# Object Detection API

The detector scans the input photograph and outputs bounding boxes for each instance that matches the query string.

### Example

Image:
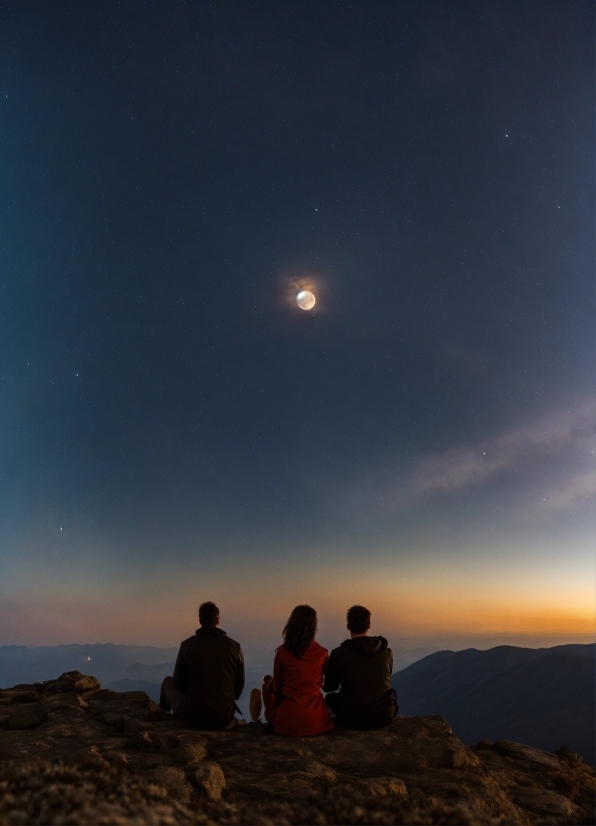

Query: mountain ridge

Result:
[392,643,595,765]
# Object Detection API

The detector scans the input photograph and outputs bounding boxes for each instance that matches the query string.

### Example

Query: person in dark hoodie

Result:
[159,601,245,730]
[323,605,397,729]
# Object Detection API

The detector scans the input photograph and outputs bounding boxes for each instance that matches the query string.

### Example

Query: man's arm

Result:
[172,647,187,693]
[322,649,341,693]
[234,646,245,700]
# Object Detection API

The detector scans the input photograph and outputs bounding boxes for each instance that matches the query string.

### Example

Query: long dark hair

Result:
[282,605,318,658]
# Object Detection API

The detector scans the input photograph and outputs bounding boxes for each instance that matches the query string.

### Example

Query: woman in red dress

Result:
[253,605,334,736]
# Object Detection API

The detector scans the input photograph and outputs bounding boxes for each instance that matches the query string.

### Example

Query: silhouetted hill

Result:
[392,643,595,765]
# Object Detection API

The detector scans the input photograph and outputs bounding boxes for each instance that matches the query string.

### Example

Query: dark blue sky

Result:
[1,1,593,647]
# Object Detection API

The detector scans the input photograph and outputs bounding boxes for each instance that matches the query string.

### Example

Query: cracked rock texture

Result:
[0,672,593,825]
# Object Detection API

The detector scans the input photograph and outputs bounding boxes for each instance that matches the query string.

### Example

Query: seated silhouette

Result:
[159,601,244,730]
[323,605,397,729]
[249,604,334,736]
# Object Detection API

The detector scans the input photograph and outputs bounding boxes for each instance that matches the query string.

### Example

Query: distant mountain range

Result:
[0,643,177,692]
[392,643,595,765]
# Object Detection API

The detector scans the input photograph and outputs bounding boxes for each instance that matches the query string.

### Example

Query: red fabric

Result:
[262,641,334,736]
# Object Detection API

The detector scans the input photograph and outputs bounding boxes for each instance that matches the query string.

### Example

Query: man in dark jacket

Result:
[159,601,245,730]
[323,605,397,730]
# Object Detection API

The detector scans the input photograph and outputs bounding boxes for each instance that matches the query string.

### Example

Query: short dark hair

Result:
[282,605,318,658]
[198,601,219,627]
[347,605,371,634]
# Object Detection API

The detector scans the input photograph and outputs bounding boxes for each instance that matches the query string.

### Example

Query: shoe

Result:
[225,717,238,730]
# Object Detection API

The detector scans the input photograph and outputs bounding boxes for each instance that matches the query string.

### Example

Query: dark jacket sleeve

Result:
[234,646,245,700]
[322,648,341,693]
[172,646,187,692]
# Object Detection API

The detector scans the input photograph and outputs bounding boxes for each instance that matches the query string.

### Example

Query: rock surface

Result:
[0,672,593,824]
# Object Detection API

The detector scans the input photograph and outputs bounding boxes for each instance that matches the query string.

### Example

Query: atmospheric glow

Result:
[2,534,593,648]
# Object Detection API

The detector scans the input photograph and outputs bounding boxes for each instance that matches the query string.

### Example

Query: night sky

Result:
[1,1,594,651]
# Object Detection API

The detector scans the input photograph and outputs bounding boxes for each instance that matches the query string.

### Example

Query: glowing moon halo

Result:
[296,290,316,310]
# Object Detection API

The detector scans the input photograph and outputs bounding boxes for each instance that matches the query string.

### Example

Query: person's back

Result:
[160,601,244,730]
[271,639,333,736]
[175,626,244,724]
[254,604,334,736]
[323,605,396,729]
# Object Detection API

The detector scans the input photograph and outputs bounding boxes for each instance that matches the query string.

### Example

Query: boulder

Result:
[510,787,581,820]
[361,776,408,798]
[147,766,193,802]
[10,691,40,704]
[175,734,208,763]
[42,671,101,694]
[4,703,48,731]
[187,759,226,801]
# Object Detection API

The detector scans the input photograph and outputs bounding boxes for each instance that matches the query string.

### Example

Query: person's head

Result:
[198,601,220,627]
[347,605,371,637]
[282,604,318,657]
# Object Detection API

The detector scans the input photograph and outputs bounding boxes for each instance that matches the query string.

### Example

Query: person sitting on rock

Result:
[248,604,334,736]
[322,605,397,730]
[159,601,245,730]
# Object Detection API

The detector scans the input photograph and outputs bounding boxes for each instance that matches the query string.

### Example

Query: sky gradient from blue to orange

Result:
[0,1,594,653]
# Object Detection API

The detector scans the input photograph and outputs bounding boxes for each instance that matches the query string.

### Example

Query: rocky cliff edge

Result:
[0,671,593,825]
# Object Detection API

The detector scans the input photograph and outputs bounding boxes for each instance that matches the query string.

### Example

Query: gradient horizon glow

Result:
[0,1,594,654]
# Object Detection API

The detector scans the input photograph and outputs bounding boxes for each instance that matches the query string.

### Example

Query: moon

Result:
[296,290,315,310]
